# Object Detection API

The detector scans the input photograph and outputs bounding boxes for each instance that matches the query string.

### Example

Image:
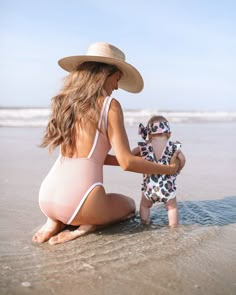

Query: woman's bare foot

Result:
[48,224,96,245]
[32,218,65,243]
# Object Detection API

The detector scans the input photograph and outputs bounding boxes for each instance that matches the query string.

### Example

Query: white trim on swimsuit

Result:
[66,182,103,224]
[87,97,108,159]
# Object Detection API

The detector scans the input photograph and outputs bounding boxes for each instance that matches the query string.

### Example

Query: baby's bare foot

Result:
[49,224,96,245]
[32,219,65,243]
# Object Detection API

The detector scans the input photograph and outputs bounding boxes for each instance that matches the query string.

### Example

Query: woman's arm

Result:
[107,99,179,175]
[104,154,120,166]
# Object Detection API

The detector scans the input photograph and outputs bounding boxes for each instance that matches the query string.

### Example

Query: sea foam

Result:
[0,108,236,127]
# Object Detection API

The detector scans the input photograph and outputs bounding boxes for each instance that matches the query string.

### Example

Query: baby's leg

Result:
[165,198,178,228]
[140,193,153,224]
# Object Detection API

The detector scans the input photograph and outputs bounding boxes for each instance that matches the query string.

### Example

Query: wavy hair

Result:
[41,62,119,155]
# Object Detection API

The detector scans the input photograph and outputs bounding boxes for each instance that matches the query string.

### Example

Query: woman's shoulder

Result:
[107,97,125,126]
[109,97,124,117]
[110,97,122,109]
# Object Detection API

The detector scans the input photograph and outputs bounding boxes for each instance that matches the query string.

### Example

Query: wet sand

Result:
[1,123,236,295]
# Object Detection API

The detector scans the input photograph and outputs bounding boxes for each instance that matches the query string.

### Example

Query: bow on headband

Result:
[138,123,149,140]
[138,121,171,140]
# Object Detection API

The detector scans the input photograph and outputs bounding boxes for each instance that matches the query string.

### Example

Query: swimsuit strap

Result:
[87,96,110,158]
[98,96,110,130]
[104,96,113,131]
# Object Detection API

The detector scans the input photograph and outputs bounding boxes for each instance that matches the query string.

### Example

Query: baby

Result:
[132,115,185,227]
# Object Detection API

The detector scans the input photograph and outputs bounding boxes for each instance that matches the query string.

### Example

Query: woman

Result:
[32,42,181,245]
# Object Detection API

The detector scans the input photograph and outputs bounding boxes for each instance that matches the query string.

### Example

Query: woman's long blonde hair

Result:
[41,62,119,155]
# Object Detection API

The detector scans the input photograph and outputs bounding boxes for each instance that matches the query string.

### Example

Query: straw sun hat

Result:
[58,42,144,93]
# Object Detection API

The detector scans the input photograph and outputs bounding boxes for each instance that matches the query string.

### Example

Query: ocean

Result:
[0,107,236,127]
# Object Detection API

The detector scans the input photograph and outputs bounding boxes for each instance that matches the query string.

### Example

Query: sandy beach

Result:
[1,122,236,295]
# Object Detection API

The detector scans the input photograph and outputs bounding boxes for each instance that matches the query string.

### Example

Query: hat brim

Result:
[58,55,144,93]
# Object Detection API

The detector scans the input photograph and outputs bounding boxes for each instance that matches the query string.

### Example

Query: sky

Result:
[0,0,236,111]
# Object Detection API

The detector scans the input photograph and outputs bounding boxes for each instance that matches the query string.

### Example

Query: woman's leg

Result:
[48,185,135,245]
[73,186,136,225]
[165,198,179,228]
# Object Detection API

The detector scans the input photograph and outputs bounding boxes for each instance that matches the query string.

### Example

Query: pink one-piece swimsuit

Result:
[39,96,113,224]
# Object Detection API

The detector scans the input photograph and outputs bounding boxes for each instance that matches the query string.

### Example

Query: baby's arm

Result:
[131,146,140,156]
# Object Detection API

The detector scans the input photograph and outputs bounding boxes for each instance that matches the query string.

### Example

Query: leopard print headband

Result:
[138,121,171,140]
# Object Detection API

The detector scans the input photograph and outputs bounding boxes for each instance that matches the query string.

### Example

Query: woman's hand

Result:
[177,151,186,172]
[170,151,181,174]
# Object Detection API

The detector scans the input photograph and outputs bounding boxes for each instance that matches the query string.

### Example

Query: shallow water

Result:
[1,197,236,295]
[1,123,236,294]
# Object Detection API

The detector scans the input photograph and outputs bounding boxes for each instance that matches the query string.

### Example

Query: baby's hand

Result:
[132,146,140,156]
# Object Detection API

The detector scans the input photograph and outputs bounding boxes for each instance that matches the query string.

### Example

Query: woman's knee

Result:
[129,197,136,212]
[123,194,136,211]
